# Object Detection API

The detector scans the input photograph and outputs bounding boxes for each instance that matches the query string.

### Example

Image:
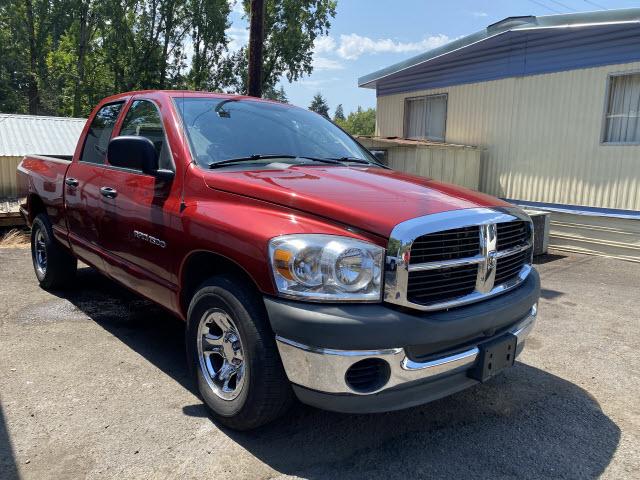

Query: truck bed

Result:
[16,154,72,233]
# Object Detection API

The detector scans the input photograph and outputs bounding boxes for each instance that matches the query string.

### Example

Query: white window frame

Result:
[601,70,640,146]
[403,93,448,142]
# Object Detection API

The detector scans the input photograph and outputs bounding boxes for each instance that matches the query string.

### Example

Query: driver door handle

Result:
[65,177,79,187]
[100,186,118,199]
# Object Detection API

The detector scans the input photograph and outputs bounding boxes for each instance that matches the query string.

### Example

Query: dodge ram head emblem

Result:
[476,223,498,293]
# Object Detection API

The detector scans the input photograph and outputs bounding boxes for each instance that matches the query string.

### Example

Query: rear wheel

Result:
[31,214,77,290]
[186,275,293,430]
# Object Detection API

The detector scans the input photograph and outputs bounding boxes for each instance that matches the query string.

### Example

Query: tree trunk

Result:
[73,2,90,117]
[159,2,175,88]
[24,0,39,114]
[247,0,265,97]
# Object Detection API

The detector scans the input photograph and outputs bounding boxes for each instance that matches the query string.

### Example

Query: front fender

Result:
[178,191,386,295]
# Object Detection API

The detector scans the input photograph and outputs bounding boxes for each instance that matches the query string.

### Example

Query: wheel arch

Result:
[27,194,46,224]
[179,250,266,319]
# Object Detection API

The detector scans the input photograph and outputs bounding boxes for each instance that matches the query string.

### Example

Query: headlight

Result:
[268,234,384,301]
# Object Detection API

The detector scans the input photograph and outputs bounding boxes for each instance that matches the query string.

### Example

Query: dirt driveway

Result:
[1,247,638,479]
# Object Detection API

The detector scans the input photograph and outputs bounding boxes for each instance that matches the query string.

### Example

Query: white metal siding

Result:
[0,156,22,197]
[376,61,640,212]
[358,137,481,190]
[548,211,640,263]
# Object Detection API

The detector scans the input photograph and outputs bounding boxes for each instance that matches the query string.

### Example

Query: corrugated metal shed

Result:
[0,114,85,156]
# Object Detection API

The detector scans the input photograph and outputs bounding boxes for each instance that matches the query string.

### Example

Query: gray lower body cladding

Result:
[264,268,539,353]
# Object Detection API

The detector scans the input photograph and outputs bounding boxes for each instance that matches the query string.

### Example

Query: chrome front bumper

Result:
[276,305,537,396]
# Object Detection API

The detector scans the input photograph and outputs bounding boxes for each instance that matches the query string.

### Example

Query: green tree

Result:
[46,0,113,116]
[0,0,336,115]
[336,106,376,136]
[333,103,344,121]
[2,0,72,114]
[225,0,336,94]
[0,9,28,112]
[263,84,288,103]
[188,0,231,90]
[308,92,329,118]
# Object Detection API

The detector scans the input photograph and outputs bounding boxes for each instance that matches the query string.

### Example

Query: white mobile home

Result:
[359,9,640,262]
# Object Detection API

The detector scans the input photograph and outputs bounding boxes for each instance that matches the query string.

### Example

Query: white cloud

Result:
[228,0,245,15]
[227,26,249,51]
[336,33,451,60]
[296,77,341,90]
[471,11,488,17]
[313,56,344,71]
[312,36,343,70]
[314,35,337,54]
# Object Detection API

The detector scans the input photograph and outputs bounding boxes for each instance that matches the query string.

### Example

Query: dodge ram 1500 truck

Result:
[17,91,540,430]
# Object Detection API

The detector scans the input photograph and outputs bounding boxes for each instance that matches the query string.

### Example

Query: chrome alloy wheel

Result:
[196,309,246,401]
[34,228,47,277]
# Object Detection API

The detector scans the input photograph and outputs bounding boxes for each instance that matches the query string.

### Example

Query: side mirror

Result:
[107,136,159,174]
[370,149,386,163]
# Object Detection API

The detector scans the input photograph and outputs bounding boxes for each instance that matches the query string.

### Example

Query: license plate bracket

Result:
[468,333,517,382]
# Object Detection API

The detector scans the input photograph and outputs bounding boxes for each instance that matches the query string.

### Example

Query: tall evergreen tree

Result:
[333,103,344,121]
[308,92,330,118]
[264,85,288,103]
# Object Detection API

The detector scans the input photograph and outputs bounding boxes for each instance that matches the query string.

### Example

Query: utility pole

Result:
[247,0,265,97]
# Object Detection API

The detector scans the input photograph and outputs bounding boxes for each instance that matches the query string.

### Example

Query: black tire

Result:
[186,275,293,430]
[31,213,77,290]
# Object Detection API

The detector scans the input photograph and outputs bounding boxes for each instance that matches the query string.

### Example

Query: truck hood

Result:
[203,166,511,237]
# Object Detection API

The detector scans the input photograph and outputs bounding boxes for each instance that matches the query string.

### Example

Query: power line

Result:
[527,0,562,14]
[548,0,577,11]
[583,0,608,9]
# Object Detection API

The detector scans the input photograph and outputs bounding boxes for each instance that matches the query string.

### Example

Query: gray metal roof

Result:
[359,8,640,89]
[0,113,86,156]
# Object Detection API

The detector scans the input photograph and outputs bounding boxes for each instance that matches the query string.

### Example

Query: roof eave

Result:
[358,7,640,89]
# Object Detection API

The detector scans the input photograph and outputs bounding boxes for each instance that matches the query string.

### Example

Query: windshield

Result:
[173,97,378,167]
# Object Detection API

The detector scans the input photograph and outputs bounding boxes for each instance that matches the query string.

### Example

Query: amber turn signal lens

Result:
[273,249,294,280]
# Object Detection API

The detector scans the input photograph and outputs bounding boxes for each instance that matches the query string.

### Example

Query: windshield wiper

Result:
[297,156,342,165]
[209,154,345,168]
[209,154,297,168]
[330,156,374,165]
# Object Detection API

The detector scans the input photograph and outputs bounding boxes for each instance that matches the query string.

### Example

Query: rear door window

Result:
[80,102,124,164]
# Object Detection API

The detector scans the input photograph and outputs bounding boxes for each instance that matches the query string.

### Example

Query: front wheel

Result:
[186,276,293,430]
[31,214,77,290]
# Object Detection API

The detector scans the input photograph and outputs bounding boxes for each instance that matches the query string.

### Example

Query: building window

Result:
[404,94,447,142]
[603,73,640,144]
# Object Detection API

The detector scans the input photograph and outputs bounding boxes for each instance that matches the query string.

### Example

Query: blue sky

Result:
[228,0,639,115]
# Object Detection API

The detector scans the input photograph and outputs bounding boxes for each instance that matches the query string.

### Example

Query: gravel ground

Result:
[1,247,638,479]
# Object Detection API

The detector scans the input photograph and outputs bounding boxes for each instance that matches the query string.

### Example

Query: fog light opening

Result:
[345,358,391,393]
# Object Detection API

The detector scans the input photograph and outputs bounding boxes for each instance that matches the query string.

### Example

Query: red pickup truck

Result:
[17,90,539,430]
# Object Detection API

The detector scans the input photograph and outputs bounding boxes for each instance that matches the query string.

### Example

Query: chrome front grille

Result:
[495,246,529,284]
[407,264,478,304]
[409,226,480,264]
[496,221,528,250]
[494,221,530,285]
[384,208,533,311]
[407,226,480,304]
